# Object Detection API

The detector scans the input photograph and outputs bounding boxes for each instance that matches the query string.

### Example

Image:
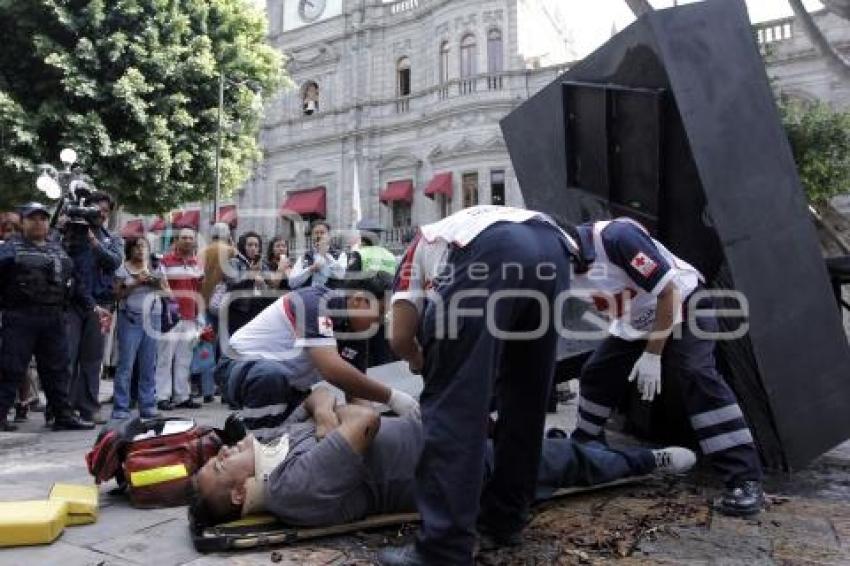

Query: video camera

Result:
[62,180,101,226]
[49,178,102,240]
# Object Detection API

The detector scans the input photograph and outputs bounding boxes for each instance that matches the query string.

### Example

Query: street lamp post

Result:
[35,148,79,201]
[213,71,224,225]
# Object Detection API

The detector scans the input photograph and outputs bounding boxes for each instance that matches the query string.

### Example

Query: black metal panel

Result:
[501,0,850,470]
[649,0,850,470]
[564,84,610,202]
[501,77,577,218]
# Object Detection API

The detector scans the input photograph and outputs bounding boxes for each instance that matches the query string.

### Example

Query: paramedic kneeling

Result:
[215,272,418,434]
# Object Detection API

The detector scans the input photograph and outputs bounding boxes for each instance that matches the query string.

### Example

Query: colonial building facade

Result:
[120,4,849,251]
[235,0,572,248]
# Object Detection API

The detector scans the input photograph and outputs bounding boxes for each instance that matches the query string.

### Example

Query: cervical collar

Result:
[241,434,290,517]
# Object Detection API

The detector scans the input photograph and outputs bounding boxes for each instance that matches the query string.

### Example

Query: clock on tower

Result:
[283,0,340,31]
[298,0,326,22]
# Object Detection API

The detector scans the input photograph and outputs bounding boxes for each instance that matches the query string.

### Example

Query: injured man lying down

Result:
[191,388,696,528]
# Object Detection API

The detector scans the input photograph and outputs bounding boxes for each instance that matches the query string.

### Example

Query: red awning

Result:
[121,219,144,238]
[423,172,453,199]
[149,217,167,232]
[279,186,326,217]
[175,209,200,230]
[218,205,237,228]
[171,211,183,227]
[380,180,414,204]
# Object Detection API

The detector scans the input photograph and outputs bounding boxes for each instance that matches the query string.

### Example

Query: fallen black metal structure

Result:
[502,0,850,471]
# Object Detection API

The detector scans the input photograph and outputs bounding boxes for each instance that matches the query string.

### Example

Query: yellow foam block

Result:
[49,483,99,526]
[0,500,68,547]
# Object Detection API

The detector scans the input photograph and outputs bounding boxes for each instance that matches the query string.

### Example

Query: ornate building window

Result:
[392,201,412,228]
[460,34,477,78]
[302,81,320,115]
[487,29,503,73]
[439,41,450,84]
[397,57,411,96]
[462,172,479,208]
[490,169,505,205]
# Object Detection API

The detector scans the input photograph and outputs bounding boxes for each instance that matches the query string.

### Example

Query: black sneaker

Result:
[157,400,174,411]
[174,399,202,409]
[0,419,18,432]
[716,480,765,517]
[13,403,28,423]
[81,410,107,425]
[52,414,96,431]
[203,395,215,404]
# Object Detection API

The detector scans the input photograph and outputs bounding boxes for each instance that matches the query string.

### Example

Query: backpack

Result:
[86,417,222,508]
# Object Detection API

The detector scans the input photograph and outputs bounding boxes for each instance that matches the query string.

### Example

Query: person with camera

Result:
[0,203,95,431]
[63,191,123,425]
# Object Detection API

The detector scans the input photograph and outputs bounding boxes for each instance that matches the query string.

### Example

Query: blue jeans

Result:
[200,367,216,397]
[113,310,159,417]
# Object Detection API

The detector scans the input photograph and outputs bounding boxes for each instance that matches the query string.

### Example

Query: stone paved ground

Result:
[0,377,848,565]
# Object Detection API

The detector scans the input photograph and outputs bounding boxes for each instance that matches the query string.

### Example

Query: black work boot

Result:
[13,403,29,423]
[477,521,523,551]
[52,413,96,431]
[0,415,18,432]
[716,480,765,517]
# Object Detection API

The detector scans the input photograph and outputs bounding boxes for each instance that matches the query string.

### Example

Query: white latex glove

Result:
[628,352,662,402]
[387,389,421,419]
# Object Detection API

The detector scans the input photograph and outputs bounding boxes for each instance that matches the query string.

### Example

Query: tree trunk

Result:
[624,0,654,18]
[788,0,850,82]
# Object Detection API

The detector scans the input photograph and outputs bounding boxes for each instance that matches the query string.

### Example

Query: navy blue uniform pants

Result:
[0,309,73,418]
[216,358,308,435]
[576,296,762,485]
[415,221,572,565]
[66,306,106,417]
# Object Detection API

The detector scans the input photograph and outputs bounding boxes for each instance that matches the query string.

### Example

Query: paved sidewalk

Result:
[0,375,848,565]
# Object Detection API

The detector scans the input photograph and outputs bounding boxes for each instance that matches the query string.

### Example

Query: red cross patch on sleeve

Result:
[318,316,334,337]
[630,252,659,278]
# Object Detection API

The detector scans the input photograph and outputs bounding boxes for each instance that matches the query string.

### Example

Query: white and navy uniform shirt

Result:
[229,286,365,389]
[571,219,702,341]
[392,205,576,314]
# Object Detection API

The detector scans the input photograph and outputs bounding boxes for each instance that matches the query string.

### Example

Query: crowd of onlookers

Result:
[0,201,353,428]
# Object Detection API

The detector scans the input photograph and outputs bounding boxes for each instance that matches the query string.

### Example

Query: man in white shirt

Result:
[380,206,574,566]
[566,217,764,518]
[217,274,419,435]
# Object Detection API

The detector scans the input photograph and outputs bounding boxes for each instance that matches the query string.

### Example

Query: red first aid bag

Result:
[86,417,221,508]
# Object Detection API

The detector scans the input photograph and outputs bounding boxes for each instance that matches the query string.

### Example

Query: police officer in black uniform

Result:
[0,203,94,431]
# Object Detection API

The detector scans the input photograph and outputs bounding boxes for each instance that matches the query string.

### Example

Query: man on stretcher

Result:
[191,388,696,529]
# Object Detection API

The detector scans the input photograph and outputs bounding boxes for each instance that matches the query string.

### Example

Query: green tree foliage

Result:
[0,0,284,212]
[779,96,850,204]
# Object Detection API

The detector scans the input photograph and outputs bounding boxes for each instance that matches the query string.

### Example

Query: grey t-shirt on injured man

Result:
[263,416,423,526]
